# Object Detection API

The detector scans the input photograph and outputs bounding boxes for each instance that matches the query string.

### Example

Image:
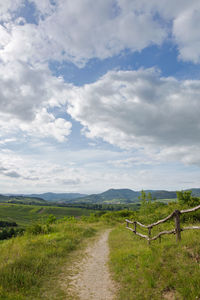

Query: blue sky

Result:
[0,0,200,193]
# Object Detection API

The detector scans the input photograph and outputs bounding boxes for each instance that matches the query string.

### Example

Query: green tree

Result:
[138,190,147,204]
[46,214,57,224]
[177,190,200,207]
[147,192,153,203]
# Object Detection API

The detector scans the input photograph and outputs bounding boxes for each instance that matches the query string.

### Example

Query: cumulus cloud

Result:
[0,0,199,144]
[0,0,198,66]
[0,150,84,190]
[0,59,71,141]
[19,108,72,142]
[173,3,200,63]
[0,0,24,21]
[67,68,200,163]
[0,0,167,66]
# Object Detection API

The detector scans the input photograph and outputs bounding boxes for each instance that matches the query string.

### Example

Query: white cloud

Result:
[1,1,200,67]
[0,0,24,22]
[0,144,200,193]
[173,3,200,63]
[0,59,71,141]
[0,150,84,192]
[67,68,200,163]
[19,108,72,142]
[0,0,166,67]
[0,0,200,193]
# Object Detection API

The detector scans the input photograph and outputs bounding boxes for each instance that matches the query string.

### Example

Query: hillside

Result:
[4,188,200,205]
[149,190,177,199]
[0,201,199,299]
[68,188,140,204]
[0,194,46,205]
[190,188,200,197]
[0,203,96,226]
[28,192,87,201]
[72,188,200,203]
[64,188,177,203]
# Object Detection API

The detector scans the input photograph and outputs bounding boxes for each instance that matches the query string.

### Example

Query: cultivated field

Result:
[0,203,95,226]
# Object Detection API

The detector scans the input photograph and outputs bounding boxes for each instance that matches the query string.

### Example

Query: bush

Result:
[0,227,22,240]
[27,224,44,235]
[46,214,57,224]
[177,191,200,207]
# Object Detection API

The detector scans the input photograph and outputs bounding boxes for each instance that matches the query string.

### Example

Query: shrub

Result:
[46,214,57,225]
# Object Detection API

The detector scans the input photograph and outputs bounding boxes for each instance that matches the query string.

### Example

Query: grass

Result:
[0,200,200,299]
[155,198,177,204]
[0,203,96,226]
[109,224,200,300]
[0,219,100,299]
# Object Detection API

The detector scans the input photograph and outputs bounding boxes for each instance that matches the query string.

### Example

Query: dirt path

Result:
[64,229,116,300]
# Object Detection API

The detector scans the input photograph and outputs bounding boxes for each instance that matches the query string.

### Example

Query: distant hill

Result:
[149,190,177,200]
[0,194,46,205]
[100,188,140,200]
[64,188,200,204]
[189,188,200,197]
[67,188,140,204]
[3,188,200,205]
[28,192,87,202]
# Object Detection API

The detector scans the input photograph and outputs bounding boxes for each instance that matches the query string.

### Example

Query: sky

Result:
[0,0,200,194]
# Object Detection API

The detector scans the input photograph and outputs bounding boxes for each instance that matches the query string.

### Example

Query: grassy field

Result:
[109,220,200,299]
[0,198,200,299]
[155,198,177,204]
[0,203,96,226]
[0,220,100,300]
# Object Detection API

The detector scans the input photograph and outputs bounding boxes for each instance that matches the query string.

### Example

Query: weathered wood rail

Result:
[126,204,200,244]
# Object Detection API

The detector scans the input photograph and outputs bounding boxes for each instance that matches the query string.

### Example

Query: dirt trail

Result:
[64,229,116,300]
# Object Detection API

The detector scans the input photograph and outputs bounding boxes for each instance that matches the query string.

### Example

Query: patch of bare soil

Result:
[61,229,116,300]
[37,208,45,214]
[162,290,176,300]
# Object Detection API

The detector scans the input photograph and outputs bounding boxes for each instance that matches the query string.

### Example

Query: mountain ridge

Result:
[3,188,200,204]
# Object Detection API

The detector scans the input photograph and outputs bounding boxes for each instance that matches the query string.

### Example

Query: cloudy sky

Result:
[0,0,200,194]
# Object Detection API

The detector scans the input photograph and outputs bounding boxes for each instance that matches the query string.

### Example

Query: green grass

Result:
[1,200,200,299]
[109,224,200,300]
[0,220,99,300]
[0,203,96,226]
[155,198,177,204]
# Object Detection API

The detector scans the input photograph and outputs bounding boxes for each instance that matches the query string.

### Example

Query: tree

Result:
[147,192,153,203]
[176,190,200,207]
[138,190,154,215]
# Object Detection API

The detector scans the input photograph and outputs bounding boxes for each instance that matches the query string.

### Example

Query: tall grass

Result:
[109,224,200,300]
[0,220,97,299]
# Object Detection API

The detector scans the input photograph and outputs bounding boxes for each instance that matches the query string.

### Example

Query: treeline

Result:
[0,227,24,240]
[0,220,17,227]
[62,202,141,211]
[8,200,46,205]
[0,220,23,241]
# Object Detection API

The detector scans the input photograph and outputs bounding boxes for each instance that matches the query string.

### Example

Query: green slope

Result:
[0,203,96,226]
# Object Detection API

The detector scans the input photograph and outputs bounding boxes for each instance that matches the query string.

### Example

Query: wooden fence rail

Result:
[125,204,200,244]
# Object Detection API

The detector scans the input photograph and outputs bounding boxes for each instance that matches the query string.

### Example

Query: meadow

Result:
[109,224,200,300]
[0,219,99,299]
[0,192,199,299]
[0,203,96,226]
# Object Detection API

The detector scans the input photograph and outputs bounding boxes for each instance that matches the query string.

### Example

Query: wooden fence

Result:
[125,204,200,244]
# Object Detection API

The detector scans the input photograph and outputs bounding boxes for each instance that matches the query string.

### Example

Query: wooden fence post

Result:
[174,210,181,242]
[148,227,152,245]
[126,221,129,228]
[134,221,137,233]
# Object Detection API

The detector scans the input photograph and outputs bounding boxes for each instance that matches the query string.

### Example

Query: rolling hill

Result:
[3,188,200,204]
[63,188,200,204]
[28,192,87,201]
[0,194,46,205]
